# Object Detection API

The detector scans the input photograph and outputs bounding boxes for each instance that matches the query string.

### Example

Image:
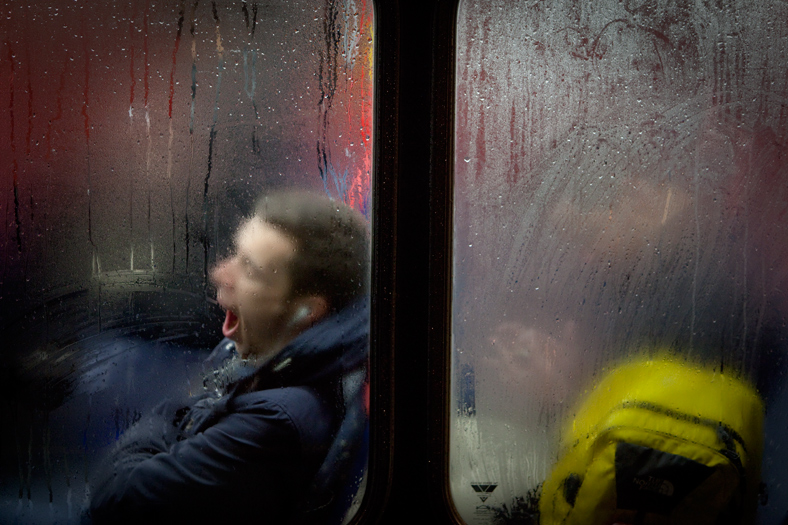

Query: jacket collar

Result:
[236,296,369,392]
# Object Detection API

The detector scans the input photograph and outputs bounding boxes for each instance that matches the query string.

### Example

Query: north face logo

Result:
[616,443,714,514]
[632,476,674,496]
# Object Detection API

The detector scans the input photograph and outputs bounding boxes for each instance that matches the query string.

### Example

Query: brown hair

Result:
[255,191,370,312]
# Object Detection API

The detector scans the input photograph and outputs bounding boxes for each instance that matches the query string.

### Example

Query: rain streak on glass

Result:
[451,1,788,524]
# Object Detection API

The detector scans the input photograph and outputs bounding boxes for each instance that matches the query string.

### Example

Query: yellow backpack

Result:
[539,357,764,525]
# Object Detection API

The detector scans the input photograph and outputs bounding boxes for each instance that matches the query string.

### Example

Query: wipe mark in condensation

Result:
[167,0,187,273]
[241,3,261,155]
[183,0,200,272]
[128,1,138,120]
[7,42,22,253]
[202,0,224,281]
[241,0,258,38]
[204,0,224,200]
[45,59,68,160]
[143,3,156,271]
[25,49,33,158]
[316,0,340,197]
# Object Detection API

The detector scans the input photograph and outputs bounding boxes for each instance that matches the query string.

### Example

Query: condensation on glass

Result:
[452,1,788,524]
[0,0,372,522]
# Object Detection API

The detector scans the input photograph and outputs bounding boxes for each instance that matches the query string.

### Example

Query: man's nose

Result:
[210,258,235,289]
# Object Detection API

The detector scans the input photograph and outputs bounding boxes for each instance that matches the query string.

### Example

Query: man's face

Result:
[482,320,583,409]
[210,218,299,359]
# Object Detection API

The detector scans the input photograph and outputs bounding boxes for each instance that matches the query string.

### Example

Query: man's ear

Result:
[289,296,329,329]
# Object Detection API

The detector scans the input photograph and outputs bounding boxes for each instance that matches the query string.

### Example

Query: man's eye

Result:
[241,258,261,278]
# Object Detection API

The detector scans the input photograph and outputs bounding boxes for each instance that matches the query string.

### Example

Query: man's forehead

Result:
[234,218,295,261]
[235,217,267,242]
[233,217,258,245]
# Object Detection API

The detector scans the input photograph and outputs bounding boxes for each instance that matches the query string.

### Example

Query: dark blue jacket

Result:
[89,298,369,524]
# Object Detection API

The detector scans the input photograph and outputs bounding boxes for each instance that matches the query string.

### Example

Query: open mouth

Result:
[222,309,240,338]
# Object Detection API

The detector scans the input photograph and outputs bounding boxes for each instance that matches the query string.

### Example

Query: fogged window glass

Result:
[452,1,788,524]
[0,1,372,522]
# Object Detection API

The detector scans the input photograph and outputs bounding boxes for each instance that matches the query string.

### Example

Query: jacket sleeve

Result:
[89,389,328,524]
